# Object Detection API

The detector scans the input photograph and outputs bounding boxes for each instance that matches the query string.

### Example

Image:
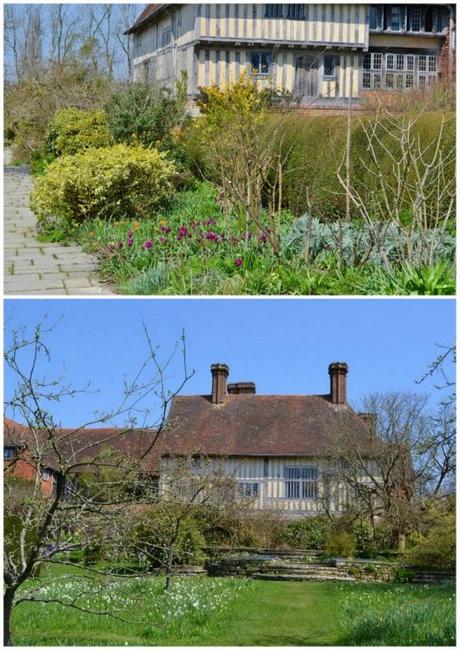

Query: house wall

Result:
[4,456,56,497]
[369,33,443,49]
[195,4,368,47]
[195,47,361,99]
[131,4,450,101]
[160,455,367,517]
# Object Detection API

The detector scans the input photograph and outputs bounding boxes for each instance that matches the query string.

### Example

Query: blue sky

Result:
[4,298,455,427]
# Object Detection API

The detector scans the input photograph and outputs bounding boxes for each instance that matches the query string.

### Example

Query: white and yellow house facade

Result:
[127,4,455,105]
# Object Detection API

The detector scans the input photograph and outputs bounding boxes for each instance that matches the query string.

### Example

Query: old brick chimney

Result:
[227,382,256,395]
[328,362,348,404]
[211,363,229,404]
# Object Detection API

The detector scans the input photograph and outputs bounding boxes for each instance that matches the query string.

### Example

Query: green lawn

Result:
[12,572,455,646]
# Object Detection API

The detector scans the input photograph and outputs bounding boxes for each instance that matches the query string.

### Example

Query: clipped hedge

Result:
[30,144,176,229]
[45,108,113,157]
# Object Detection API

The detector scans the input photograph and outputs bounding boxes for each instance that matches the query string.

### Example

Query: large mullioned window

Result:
[362,52,437,90]
[284,466,318,499]
[264,5,306,20]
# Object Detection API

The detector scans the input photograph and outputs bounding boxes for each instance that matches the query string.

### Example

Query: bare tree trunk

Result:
[164,545,175,591]
[4,587,15,647]
[345,95,352,222]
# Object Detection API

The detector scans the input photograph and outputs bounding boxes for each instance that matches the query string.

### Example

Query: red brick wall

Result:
[439,22,456,86]
[4,454,56,497]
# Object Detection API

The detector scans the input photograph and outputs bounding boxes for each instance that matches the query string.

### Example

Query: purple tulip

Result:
[127,230,133,238]
[143,240,153,249]
[206,231,219,241]
[234,257,243,267]
[127,239,133,247]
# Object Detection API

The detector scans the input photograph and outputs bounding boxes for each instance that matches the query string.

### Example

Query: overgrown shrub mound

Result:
[30,144,176,231]
[45,108,113,157]
[4,62,113,163]
[282,516,331,549]
[405,514,455,571]
[325,531,356,558]
[106,78,188,149]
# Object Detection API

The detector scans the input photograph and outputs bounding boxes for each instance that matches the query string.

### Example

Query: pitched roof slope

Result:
[4,418,160,472]
[164,394,371,457]
[126,4,171,34]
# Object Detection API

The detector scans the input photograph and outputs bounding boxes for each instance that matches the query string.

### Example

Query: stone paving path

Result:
[4,154,114,296]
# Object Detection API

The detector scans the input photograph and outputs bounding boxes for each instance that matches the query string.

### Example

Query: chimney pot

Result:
[211,363,229,404]
[328,362,348,404]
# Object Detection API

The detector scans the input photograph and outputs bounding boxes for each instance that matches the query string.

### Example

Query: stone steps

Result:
[255,563,346,577]
[253,572,356,582]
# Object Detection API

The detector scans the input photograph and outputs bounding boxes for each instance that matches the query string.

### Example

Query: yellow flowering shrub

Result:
[30,144,176,229]
[45,108,113,156]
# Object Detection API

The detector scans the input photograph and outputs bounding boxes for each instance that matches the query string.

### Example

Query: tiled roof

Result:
[4,418,160,472]
[163,394,371,457]
[125,4,170,34]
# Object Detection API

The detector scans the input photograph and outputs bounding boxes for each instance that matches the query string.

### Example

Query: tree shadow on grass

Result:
[231,634,346,646]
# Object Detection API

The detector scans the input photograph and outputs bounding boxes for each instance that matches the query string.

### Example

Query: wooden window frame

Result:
[284,466,318,500]
[323,54,338,80]
[250,51,272,76]
[4,447,17,460]
[362,52,438,91]
[237,481,259,498]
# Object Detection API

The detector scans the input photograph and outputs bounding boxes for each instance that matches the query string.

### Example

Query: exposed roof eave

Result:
[125,4,173,35]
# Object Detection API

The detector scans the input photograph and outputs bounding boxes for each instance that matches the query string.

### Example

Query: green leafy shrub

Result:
[394,568,417,583]
[404,514,455,571]
[325,531,356,558]
[106,77,188,150]
[130,509,206,568]
[45,108,112,157]
[30,144,176,235]
[282,516,331,549]
[353,519,377,558]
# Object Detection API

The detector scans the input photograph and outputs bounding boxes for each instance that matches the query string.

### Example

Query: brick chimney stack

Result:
[211,363,229,404]
[328,362,348,404]
[227,382,256,395]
